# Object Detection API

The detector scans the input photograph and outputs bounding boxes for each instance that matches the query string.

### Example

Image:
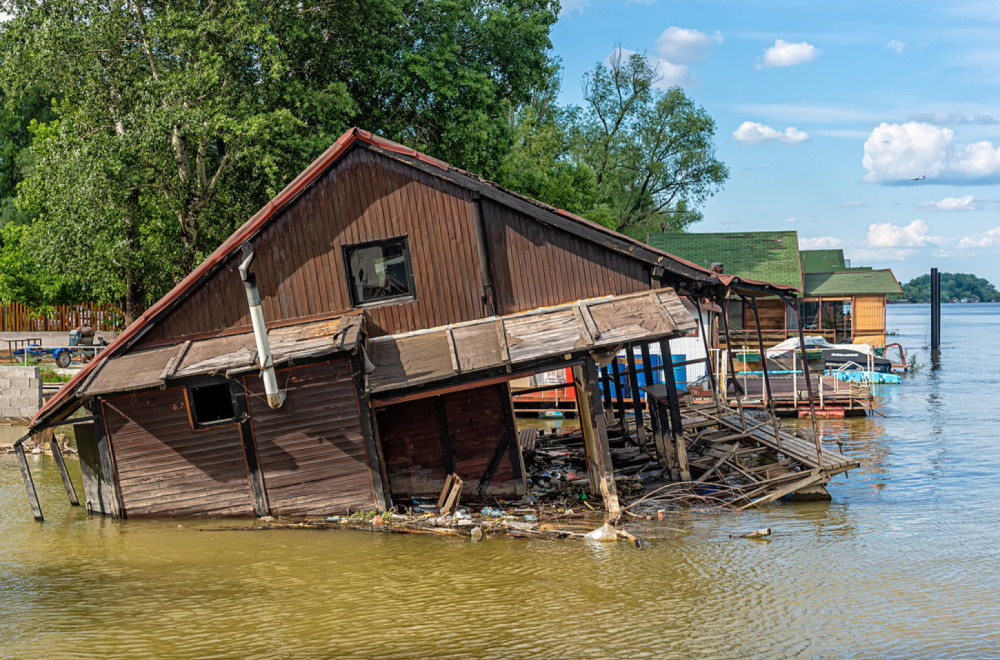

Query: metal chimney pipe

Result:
[238,243,285,409]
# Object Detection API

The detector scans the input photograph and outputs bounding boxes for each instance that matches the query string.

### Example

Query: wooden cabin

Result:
[25,128,725,520]
[647,233,901,349]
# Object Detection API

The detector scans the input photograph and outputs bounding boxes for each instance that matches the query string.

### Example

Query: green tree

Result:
[498,50,728,238]
[497,59,597,214]
[0,0,558,322]
[898,272,1000,303]
[574,50,728,237]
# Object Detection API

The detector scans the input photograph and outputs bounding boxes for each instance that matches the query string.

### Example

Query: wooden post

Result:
[609,357,628,433]
[573,359,620,515]
[49,436,79,506]
[434,396,455,476]
[746,296,783,450]
[600,365,614,424]
[720,298,748,429]
[625,345,648,448]
[85,405,124,518]
[693,297,723,414]
[351,354,390,512]
[75,420,120,517]
[659,341,690,481]
[647,393,677,478]
[639,342,659,440]
[500,383,527,495]
[785,297,823,460]
[931,267,941,350]
[231,380,269,517]
[14,442,43,521]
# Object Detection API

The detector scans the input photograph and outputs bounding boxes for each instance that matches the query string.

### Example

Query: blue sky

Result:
[550,0,1000,285]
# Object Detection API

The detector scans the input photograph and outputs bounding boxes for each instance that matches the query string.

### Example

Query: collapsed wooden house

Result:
[18,128,852,522]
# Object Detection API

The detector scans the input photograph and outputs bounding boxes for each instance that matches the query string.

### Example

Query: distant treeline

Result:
[894,273,1000,303]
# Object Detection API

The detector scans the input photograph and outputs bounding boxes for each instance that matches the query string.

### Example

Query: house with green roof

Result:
[647,234,901,347]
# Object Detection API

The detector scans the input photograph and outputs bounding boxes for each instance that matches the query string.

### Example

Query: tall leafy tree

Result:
[0,0,558,321]
[500,50,728,238]
[574,50,728,237]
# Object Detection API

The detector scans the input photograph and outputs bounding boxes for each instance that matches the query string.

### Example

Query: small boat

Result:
[538,410,565,419]
[766,336,893,373]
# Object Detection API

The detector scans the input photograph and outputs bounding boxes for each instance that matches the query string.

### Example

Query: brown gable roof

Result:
[31,127,731,429]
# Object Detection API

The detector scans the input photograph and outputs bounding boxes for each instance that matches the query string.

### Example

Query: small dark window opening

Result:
[189,382,236,427]
[344,237,414,305]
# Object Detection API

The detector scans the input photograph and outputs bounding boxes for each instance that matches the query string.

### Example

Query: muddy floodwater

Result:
[2,304,1000,658]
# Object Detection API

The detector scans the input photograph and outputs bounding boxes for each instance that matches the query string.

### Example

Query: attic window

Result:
[189,382,236,427]
[344,237,414,305]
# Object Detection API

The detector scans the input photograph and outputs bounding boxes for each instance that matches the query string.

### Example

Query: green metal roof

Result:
[647,231,802,290]
[800,249,846,274]
[803,269,902,297]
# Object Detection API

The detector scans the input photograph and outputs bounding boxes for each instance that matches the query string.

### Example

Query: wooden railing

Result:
[0,302,124,332]
[719,329,838,350]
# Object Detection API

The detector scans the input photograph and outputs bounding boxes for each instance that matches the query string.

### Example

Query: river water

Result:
[2,304,999,658]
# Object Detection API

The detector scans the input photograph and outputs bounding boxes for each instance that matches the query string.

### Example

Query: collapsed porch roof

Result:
[366,287,697,395]
[58,314,365,400]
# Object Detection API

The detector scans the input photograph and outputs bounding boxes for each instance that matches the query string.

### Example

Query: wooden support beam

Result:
[49,436,79,506]
[231,380,269,517]
[647,396,678,478]
[659,341,691,481]
[92,404,123,518]
[434,396,455,476]
[74,422,115,516]
[351,354,390,512]
[625,345,648,448]
[600,365,614,424]
[573,359,620,515]
[609,358,628,433]
[14,442,43,521]
[639,342,659,437]
[500,383,526,495]
[476,431,511,499]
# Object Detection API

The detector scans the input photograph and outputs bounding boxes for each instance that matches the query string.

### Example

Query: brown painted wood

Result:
[245,360,379,516]
[102,389,253,518]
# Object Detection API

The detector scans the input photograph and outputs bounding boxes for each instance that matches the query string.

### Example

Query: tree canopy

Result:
[498,51,728,238]
[896,273,1000,303]
[0,3,728,321]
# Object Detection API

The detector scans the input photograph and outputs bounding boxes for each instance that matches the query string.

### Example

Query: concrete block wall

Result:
[0,366,42,419]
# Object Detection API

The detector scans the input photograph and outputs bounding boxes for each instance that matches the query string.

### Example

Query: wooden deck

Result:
[723,373,873,415]
[680,404,858,476]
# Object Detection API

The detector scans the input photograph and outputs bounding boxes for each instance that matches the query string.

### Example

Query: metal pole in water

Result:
[930,267,941,350]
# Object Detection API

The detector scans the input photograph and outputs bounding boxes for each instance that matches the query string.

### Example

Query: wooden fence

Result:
[0,302,124,333]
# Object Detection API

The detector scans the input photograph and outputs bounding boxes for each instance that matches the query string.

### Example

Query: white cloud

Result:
[761,39,819,67]
[862,121,1000,183]
[784,217,798,224]
[559,0,589,15]
[655,27,722,63]
[866,219,941,248]
[885,39,906,54]
[732,121,810,145]
[908,111,998,126]
[800,236,844,249]
[919,195,980,211]
[607,47,695,88]
[959,227,1000,248]
[842,201,864,208]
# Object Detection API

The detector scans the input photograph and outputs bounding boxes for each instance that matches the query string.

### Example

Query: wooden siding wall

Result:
[744,298,788,332]
[481,199,650,314]
[853,295,886,347]
[101,389,255,517]
[376,384,515,497]
[136,147,488,347]
[245,360,378,516]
